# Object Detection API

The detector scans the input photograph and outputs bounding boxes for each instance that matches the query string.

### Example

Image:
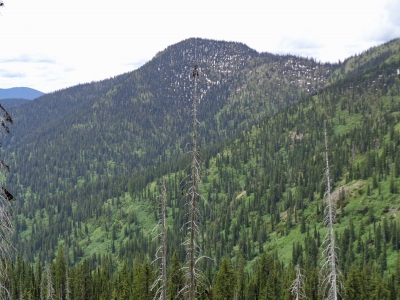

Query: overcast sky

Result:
[1,0,399,93]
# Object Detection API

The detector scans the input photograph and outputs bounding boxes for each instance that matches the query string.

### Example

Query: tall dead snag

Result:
[320,126,342,300]
[46,264,55,300]
[180,64,211,300]
[290,264,307,300]
[151,177,167,300]
[0,104,14,299]
[65,269,71,300]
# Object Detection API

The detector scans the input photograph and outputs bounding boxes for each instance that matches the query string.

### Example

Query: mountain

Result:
[5,38,334,201]
[0,87,44,100]
[4,38,400,299]
[329,38,400,83]
[0,98,30,108]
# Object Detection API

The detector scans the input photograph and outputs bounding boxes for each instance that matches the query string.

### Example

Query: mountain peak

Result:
[0,87,44,100]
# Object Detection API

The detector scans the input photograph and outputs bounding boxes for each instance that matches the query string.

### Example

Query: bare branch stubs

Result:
[0,103,14,300]
[179,64,213,300]
[151,178,168,300]
[290,264,307,300]
[319,125,342,300]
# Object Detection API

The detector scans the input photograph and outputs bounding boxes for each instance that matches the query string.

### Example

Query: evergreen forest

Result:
[1,37,400,299]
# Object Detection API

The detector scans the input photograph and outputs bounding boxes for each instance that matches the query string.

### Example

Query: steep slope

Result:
[5,38,334,202]
[10,37,400,278]
[0,98,30,108]
[329,38,400,83]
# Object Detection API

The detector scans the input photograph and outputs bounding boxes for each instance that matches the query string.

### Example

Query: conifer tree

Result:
[261,259,282,300]
[132,256,143,299]
[133,257,155,300]
[118,263,131,300]
[344,267,362,300]
[235,255,246,300]
[167,252,184,300]
[80,260,92,300]
[40,267,45,300]
[18,274,23,300]
[213,258,236,300]
[55,246,66,299]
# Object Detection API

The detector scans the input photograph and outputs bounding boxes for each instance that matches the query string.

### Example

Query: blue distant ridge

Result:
[0,87,44,100]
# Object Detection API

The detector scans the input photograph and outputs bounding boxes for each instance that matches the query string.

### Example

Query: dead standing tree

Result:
[0,104,14,300]
[290,264,307,300]
[320,125,342,300]
[179,64,211,300]
[151,177,168,300]
[0,0,4,15]
[0,0,16,293]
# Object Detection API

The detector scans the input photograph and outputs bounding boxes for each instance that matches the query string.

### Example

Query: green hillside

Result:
[4,38,400,299]
[329,38,400,83]
[5,39,334,202]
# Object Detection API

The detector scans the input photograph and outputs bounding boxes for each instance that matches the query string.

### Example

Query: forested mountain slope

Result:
[0,98,30,108]
[4,39,335,203]
[329,38,400,83]
[6,38,400,299]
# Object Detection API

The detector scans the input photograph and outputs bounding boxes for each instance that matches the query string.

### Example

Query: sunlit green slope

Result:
[9,39,400,279]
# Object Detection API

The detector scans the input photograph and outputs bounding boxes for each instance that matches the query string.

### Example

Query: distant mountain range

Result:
[0,87,44,100]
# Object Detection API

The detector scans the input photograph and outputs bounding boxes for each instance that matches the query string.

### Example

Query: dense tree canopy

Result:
[3,38,400,299]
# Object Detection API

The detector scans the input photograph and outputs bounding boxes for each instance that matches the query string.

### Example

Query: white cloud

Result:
[0,54,56,64]
[0,70,26,78]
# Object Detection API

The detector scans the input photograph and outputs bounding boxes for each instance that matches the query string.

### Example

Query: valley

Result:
[2,37,400,299]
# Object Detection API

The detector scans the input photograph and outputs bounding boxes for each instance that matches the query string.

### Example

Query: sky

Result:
[1,0,399,93]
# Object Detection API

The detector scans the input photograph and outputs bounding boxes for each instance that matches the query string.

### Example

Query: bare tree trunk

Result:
[0,104,14,300]
[151,177,167,300]
[161,179,167,300]
[320,125,342,300]
[290,264,307,300]
[189,64,199,300]
[179,64,211,300]
[65,269,71,300]
[46,264,55,300]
